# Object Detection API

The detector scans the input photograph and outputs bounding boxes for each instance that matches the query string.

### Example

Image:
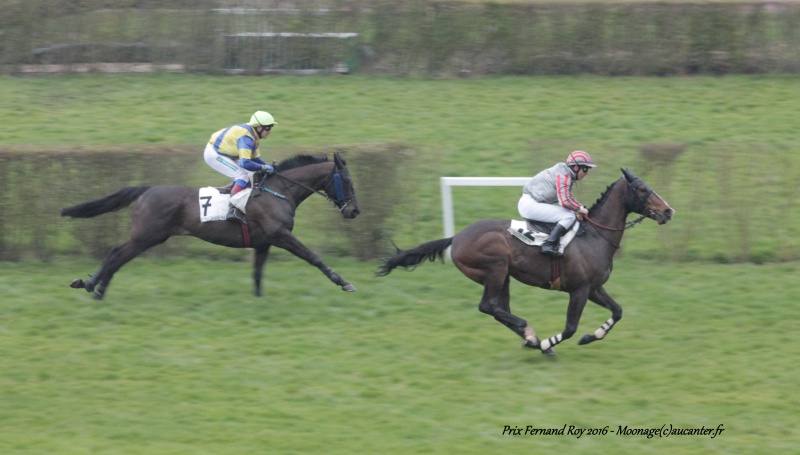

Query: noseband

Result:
[324,165,356,212]
[627,179,655,219]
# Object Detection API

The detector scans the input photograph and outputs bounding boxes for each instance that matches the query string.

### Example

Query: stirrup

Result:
[226,205,247,225]
[540,242,562,257]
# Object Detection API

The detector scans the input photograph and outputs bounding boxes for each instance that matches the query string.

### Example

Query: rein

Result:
[584,215,646,250]
[260,166,353,212]
[583,179,652,248]
[584,214,646,232]
[273,171,327,199]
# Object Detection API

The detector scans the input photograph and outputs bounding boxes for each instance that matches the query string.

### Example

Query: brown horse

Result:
[377,168,673,356]
[62,152,360,300]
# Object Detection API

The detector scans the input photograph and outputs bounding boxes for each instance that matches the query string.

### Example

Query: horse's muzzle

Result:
[655,207,674,224]
[342,205,360,219]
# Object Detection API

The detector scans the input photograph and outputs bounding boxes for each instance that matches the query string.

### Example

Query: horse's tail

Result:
[61,186,152,219]
[375,237,454,276]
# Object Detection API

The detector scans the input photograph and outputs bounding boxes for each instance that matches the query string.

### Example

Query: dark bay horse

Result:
[377,168,673,356]
[61,152,360,299]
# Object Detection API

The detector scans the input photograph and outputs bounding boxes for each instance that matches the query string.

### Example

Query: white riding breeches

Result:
[203,143,252,184]
[518,193,577,229]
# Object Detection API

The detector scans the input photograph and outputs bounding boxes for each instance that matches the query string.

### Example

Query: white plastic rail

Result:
[440,177,530,238]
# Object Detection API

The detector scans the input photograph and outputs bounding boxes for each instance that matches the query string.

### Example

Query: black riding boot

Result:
[540,224,569,257]
[226,203,247,225]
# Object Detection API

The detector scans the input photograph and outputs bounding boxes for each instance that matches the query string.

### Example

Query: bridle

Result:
[260,157,355,212]
[322,163,356,212]
[584,179,654,248]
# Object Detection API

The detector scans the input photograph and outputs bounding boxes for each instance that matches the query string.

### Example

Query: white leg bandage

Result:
[593,318,616,340]
[540,333,563,351]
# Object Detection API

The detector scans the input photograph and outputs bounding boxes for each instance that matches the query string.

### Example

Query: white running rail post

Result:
[439,177,530,238]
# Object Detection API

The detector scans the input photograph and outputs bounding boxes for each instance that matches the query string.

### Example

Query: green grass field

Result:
[0,256,797,454]
[1,73,798,453]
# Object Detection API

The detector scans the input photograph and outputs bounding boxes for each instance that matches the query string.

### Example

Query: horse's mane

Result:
[588,178,624,213]
[274,154,329,173]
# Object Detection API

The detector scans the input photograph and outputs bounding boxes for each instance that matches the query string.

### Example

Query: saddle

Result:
[507,219,584,251]
[524,220,586,237]
[215,182,235,195]
[216,171,271,195]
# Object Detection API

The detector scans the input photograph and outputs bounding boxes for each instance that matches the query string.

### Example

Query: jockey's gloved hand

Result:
[261,164,274,174]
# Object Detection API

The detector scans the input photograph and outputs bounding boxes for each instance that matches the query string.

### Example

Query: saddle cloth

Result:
[507,219,580,254]
[198,187,252,222]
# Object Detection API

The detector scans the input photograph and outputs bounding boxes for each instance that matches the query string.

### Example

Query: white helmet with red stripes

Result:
[566,151,597,168]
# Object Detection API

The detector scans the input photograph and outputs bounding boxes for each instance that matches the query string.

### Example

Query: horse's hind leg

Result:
[477,274,552,355]
[73,237,161,300]
[578,286,622,346]
[70,249,122,296]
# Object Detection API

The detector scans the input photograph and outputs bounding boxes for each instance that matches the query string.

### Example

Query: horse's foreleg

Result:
[273,233,355,292]
[252,246,271,297]
[578,286,622,346]
[540,288,590,353]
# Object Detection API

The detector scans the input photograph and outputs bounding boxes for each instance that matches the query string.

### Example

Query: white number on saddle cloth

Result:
[198,187,230,222]
[507,220,580,254]
[198,187,253,222]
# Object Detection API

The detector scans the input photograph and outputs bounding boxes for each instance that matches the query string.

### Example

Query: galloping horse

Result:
[377,168,673,356]
[62,152,360,299]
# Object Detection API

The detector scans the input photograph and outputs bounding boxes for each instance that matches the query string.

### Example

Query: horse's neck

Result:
[580,180,629,258]
[278,163,332,205]
[588,179,629,231]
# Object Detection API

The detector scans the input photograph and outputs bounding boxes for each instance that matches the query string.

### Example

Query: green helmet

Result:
[247,111,277,127]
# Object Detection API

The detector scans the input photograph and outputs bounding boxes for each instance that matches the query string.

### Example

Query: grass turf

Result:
[0,257,797,454]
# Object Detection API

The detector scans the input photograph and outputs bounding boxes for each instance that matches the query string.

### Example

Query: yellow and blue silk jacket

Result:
[208,124,269,172]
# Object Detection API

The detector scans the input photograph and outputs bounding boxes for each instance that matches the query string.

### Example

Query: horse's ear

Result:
[621,167,638,183]
[334,150,346,165]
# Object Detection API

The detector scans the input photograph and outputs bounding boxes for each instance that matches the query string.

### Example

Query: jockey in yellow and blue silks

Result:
[203,111,276,220]
[204,111,276,194]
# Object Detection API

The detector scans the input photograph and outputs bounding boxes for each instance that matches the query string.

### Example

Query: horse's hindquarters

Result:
[450,220,515,283]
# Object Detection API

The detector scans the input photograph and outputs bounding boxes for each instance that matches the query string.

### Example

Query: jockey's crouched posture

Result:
[518,151,596,257]
[203,111,277,221]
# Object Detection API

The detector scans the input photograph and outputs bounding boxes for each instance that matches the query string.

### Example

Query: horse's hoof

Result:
[341,284,357,292]
[578,334,596,345]
[542,348,556,357]
[522,339,539,350]
[69,278,85,289]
